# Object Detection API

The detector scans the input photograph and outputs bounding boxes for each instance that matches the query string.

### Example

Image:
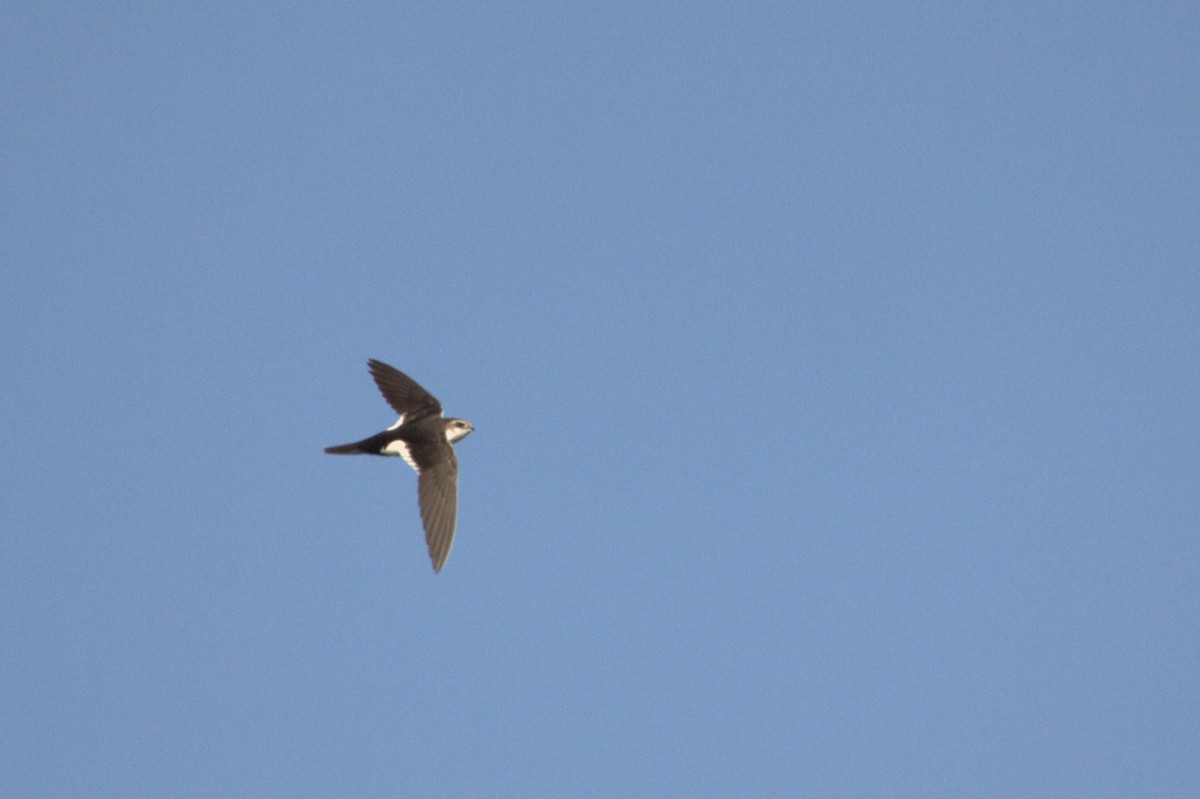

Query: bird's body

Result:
[325,359,473,573]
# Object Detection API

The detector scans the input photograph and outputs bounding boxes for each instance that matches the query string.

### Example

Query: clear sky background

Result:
[3,3,1197,797]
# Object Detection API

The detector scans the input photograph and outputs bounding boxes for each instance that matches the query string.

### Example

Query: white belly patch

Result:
[381,439,419,471]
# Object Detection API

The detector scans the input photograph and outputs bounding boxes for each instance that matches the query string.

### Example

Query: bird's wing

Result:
[368,359,443,421]
[417,450,459,573]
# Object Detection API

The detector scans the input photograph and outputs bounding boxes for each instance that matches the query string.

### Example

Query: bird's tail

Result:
[324,442,364,454]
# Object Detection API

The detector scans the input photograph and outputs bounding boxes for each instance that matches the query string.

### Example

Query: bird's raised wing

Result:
[368,359,443,421]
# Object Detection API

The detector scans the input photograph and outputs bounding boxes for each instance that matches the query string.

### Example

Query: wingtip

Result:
[431,551,449,574]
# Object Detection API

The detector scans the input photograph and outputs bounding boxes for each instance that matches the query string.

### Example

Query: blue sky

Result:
[3,3,1197,796]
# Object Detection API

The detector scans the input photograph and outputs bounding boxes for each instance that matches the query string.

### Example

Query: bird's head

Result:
[445,418,474,444]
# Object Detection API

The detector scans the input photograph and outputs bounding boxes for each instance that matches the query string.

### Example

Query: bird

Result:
[325,359,474,573]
